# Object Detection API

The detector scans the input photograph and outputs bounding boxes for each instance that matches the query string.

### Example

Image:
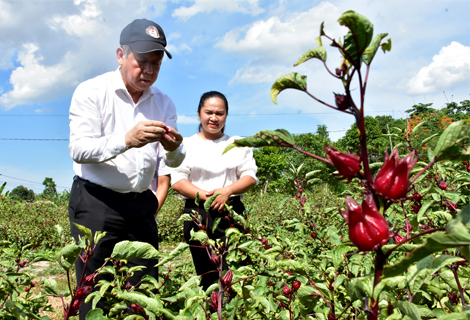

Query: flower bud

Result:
[209,253,221,267]
[446,200,458,212]
[324,146,361,182]
[335,67,342,76]
[333,93,351,111]
[19,259,28,268]
[221,270,233,287]
[293,281,301,291]
[15,257,19,263]
[296,194,301,198]
[439,181,447,190]
[282,284,291,296]
[25,286,30,292]
[341,195,390,252]
[130,303,143,314]
[75,286,93,300]
[69,299,81,317]
[413,192,422,202]
[310,232,317,238]
[260,238,267,244]
[210,291,218,309]
[83,274,95,286]
[375,149,417,200]
[393,233,406,244]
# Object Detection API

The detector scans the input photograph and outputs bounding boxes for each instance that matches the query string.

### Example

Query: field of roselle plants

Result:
[1,10,470,320]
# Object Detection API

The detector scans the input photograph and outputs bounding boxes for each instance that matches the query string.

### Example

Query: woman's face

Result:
[198,97,227,138]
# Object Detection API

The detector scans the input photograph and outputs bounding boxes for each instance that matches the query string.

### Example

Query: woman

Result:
[171,91,258,289]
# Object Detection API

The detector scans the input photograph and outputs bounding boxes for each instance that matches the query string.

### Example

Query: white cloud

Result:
[0,44,76,110]
[173,0,264,20]
[215,2,343,84]
[178,114,199,124]
[48,0,102,37]
[407,42,470,95]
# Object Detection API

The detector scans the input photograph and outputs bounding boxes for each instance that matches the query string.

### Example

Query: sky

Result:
[0,0,469,194]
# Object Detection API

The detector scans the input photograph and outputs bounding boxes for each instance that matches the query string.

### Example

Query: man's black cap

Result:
[120,19,172,59]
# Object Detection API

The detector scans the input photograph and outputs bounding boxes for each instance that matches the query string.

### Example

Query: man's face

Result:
[117,48,163,94]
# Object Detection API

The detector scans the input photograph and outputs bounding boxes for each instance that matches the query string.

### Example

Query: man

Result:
[68,18,185,318]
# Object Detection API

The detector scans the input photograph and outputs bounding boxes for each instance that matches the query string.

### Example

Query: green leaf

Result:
[408,254,464,294]
[417,200,435,222]
[85,308,108,320]
[362,33,388,65]
[156,242,189,267]
[55,243,81,271]
[372,276,406,300]
[74,223,93,244]
[337,10,374,65]
[433,120,470,161]
[294,46,327,67]
[111,241,159,260]
[383,222,470,278]
[270,72,307,104]
[177,214,193,223]
[396,301,421,320]
[93,231,106,246]
[381,38,392,53]
[223,129,295,154]
[116,292,173,319]
[43,278,60,296]
[204,193,222,212]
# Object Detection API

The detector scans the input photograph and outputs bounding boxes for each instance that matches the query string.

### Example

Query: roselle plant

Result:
[223,10,470,320]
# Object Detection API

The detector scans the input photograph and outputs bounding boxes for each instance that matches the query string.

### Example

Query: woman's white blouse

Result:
[171,134,258,196]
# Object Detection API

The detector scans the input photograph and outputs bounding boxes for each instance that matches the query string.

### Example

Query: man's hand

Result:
[160,126,183,152]
[125,120,167,149]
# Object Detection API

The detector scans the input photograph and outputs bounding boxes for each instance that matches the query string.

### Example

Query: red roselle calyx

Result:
[210,291,218,309]
[293,280,301,291]
[341,195,390,252]
[209,253,221,267]
[324,146,361,182]
[83,274,95,286]
[69,300,81,317]
[439,181,448,190]
[446,200,458,212]
[333,93,351,111]
[222,270,233,286]
[130,303,143,314]
[393,233,406,244]
[375,149,417,200]
[75,286,93,300]
[282,284,292,296]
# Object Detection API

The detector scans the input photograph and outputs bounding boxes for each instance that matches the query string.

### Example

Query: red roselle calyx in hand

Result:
[341,195,390,252]
[221,270,233,286]
[375,149,417,200]
[324,146,361,182]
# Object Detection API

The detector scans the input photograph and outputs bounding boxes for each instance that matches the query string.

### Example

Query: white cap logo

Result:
[146,26,160,38]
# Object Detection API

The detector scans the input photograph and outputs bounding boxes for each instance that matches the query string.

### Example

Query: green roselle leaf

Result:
[294,46,327,67]
[383,221,470,278]
[337,10,374,66]
[223,129,294,155]
[433,120,470,161]
[270,72,307,104]
[204,193,222,212]
[362,33,389,65]
[55,243,81,271]
[111,240,159,260]
[396,301,421,320]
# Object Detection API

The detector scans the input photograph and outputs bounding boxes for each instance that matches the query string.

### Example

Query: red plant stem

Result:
[410,159,436,184]
[451,266,467,306]
[385,227,446,258]
[401,203,410,240]
[308,279,332,309]
[200,303,211,320]
[363,64,371,94]
[305,91,354,115]
[292,146,330,164]
[369,247,386,320]
[218,259,223,320]
[322,61,342,79]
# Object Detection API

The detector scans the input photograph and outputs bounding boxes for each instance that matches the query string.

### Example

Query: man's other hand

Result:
[125,120,167,148]
[160,126,183,151]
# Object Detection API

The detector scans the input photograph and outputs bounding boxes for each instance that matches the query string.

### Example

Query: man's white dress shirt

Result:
[69,68,184,193]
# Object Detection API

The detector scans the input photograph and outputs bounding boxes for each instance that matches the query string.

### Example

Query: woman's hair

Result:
[197,91,229,133]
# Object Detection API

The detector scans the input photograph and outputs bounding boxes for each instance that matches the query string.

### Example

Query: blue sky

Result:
[0,0,469,194]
